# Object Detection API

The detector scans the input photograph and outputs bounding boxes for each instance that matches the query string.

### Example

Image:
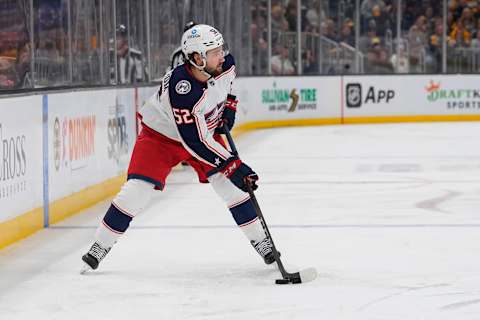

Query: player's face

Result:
[205,46,225,76]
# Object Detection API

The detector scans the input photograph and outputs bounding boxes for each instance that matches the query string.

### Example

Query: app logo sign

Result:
[346,83,395,108]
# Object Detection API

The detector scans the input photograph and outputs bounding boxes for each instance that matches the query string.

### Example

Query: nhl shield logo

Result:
[176,80,191,95]
[346,83,362,108]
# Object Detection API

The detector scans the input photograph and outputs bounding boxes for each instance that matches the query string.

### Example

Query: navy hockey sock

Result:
[229,198,257,226]
[103,203,133,234]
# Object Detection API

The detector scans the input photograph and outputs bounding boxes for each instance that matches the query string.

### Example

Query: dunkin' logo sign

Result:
[53,115,96,171]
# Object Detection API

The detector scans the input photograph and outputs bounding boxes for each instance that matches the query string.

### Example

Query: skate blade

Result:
[80,262,93,275]
[299,267,318,283]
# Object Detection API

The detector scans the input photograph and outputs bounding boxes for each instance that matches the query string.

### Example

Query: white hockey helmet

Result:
[181,24,225,70]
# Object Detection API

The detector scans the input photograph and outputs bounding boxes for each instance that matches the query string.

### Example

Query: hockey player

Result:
[81,24,277,272]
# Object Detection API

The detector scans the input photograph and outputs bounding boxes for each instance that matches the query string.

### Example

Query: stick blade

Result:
[299,267,318,283]
[274,267,318,285]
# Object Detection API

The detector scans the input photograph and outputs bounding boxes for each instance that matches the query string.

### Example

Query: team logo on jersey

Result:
[176,80,191,94]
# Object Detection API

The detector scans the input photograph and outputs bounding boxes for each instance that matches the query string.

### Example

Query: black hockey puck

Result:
[275,279,290,284]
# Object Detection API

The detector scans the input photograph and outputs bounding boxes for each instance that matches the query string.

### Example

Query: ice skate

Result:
[251,237,279,265]
[80,242,111,274]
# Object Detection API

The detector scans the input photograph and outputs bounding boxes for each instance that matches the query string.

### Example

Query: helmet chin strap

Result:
[189,56,215,78]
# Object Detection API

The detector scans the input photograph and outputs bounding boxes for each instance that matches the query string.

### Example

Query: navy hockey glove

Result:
[219,156,258,192]
[215,94,238,134]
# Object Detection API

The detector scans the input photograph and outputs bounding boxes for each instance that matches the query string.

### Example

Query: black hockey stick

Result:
[222,124,317,284]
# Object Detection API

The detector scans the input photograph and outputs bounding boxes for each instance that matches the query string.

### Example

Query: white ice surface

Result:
[1,122,480,320]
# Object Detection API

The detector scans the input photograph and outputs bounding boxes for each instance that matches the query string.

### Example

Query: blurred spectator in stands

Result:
[339,19,355,47]
[366,37,393,73]
[370,4,390,37]
[424,4,435,21]
[302,49,319,74]
[408,15,428,72]
[36,0,66,58]
[33,0,68,86]
[271,45,295,75]
[0,41,31,90]
[0,29,17,88]
[37,39,61,61]
[285,0,297,32]
[0,56,15,88]
[471,29,480,47]
[14,42,31,88]
[271,4,289,32]
[460,7,476,35]
[427,22,444,73]
[270,3,289,50]
[450,0,467,21]
[0,0,32,89]
[475,16,480,34]
[424,5,437,35]
[390,43,410,73]
[251,16,269,75]
[361,0,387,20]
[116,24,147,84]
[446,10,455,34]
[322,19,337,41]
[401,2,416,31]
[359,19,379,52]
[251,2,269,75]
[449,19,472,47]
[471,29,480,72]
[361,0,386,31]
[305,0,325,32]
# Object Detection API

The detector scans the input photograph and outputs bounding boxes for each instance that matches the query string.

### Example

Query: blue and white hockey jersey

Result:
[139,54,236,169]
